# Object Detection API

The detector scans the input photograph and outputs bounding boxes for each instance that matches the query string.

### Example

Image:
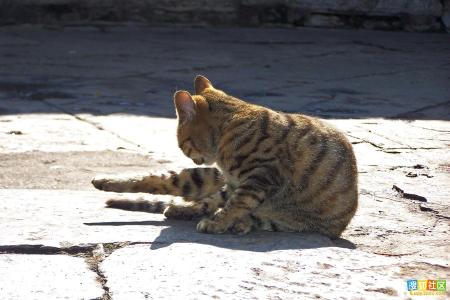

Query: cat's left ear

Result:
[174,90,196,124]
[195,75,213,94]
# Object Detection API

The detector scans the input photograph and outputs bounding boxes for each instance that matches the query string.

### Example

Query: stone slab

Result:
[0,151,157,190]
[0,189,167,247]
[0,189,343,251]
[0,186,448,266]
[72,115,195,169]
[0,254,103,300]
[101,244,448,300]
[0,109,138,153]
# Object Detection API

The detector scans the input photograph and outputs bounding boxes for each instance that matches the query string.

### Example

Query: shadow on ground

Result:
[0,26,449,120]
[84,218,356,252]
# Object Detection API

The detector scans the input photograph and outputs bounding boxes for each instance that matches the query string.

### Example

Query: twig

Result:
[392,185,427,202]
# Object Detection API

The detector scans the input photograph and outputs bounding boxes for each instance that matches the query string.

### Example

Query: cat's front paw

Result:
[196,218,228,234]
[92,176,108,190]
[92,176,127,192]
[230,218,253,235]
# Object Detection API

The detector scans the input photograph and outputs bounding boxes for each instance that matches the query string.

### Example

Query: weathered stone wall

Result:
[0,0,448,32]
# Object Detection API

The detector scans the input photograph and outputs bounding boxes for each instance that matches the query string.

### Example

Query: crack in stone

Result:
[352,40,402,52]
[391,100,450,119]
[372,250,421,257]
[0,241,156,300]
[409,125,450,133]
[39,99,145,152]
[346,133,391,152]
[370,191,450,221]
[0,244,95,255]
[86,244,113,300]
[348,133,443,152]
[396,261,450,278]
[353,124,413,148]
[388,164,427,171]
[325,67,435,82]
[0,241,153,256]
[418,204,450,220]
[0,244,117,300]
[303,50,347,58]
[385,147,441,150]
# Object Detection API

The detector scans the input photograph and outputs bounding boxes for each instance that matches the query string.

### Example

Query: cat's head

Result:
[174,75,222,165]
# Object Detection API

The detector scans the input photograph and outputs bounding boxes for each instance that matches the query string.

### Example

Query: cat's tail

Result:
[105,198,169,213]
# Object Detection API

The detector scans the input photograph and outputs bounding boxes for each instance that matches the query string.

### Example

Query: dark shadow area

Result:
[84,218,356,252]
[0,26,449,121]
[84,220,163,226]
[1,0,446,32]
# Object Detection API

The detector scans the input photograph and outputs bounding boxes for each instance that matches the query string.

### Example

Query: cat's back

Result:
[276,111,357,190]
[255,109,356,174]
[219,106,357,194]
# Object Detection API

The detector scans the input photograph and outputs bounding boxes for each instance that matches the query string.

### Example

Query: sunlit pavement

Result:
[0,25,449,299]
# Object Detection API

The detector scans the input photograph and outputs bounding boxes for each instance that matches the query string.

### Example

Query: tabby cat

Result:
[92,75,358,237]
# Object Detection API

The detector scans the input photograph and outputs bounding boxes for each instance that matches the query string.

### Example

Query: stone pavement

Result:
[2,0,448,32]
[0,25,449,299]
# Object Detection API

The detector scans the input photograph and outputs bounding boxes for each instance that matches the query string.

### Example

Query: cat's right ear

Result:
[174,90,196,125]
[195,75,213,94]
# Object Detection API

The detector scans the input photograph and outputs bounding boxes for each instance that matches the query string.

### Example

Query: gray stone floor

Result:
[0,25,449,299]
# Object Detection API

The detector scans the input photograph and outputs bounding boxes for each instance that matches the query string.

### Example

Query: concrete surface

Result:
[0,254,104,299]
[1,0,446,31]
[0,25,449,299]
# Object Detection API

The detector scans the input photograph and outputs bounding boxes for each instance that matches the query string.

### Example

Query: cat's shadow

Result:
[84,218,356,252]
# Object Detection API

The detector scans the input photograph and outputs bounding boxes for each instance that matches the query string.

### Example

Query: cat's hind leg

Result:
[163,191,227,220]
[105,188,229,220]
[92,168,224,199]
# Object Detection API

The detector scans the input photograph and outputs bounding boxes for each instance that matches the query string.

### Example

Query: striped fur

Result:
[92,75,358,238]
[92,168,224,199]
[105,198,168,213]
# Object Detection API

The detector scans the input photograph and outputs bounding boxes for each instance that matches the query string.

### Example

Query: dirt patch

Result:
[0,150,160,190]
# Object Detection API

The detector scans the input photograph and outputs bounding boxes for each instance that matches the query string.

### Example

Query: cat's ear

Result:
[174,90,196,124]
[195,75,213,94]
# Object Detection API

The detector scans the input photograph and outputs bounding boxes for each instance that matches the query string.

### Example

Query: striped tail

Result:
[105,198,169,213]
